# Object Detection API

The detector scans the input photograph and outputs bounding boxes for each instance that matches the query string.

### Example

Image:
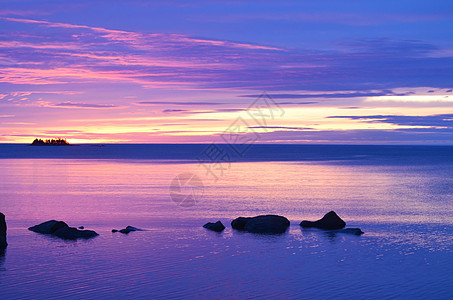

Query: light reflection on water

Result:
[0,158,452,298]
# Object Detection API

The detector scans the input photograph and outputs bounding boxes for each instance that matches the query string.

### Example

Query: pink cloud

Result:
[0,67,196,87]
[65,52,230,69]
[0,40,82,50]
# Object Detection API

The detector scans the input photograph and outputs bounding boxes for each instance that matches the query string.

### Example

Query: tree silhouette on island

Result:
[31,138,70,146]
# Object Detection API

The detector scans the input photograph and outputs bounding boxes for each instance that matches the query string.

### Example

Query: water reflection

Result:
[0,247,6,272]
[300,227,364,244]
[0,158,453,298]
[1,159,453,227]
[229,226,290,241]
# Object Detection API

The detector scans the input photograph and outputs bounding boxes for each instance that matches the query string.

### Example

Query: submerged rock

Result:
[112,226,143,234]
[300,211,346,230]
[0,212,7,248]
[203,221,225,232]
[231,215,290,234]
[28,220,98,240]
[337,228,364,235]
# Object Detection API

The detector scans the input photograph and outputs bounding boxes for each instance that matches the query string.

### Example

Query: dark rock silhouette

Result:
[203,221,225,232]
[112,226,143,234]
[31,138,70,146]
[28,220,98,240]
[300,211,346,230]
[0,212,7,248]
[231,215,290,234]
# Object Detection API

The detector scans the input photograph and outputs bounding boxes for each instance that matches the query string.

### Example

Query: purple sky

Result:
[1,1,453,144]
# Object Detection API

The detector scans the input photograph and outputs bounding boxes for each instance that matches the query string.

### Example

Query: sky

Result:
[1,0,453,144]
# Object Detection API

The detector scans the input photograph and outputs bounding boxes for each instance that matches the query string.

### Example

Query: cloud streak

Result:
[51,102,119,109]
[327,114,453,129]
[136,101,224,106]
[239,90,413,99]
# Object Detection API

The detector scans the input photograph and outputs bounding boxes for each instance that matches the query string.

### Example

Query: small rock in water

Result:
[78,226,84,230]
[113,226,143,234]
[300,211,346,230]
[203,221,225,232]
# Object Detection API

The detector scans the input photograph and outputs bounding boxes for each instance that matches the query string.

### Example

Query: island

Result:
[30,138,70,146]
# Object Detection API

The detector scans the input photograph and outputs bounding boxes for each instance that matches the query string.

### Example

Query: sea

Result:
[0,144,452,299]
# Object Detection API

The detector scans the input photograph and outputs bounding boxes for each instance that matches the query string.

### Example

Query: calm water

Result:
[0,145,452,299]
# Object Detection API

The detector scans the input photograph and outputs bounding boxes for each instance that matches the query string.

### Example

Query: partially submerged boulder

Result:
[231,217,252,231]
[300,211,346,230]
[28,220,98,240]
[203,221,225,232]
[28,220,69,234]
[245,215,290,234]
[231,215,290,234]
[0,212,7,248]
[53,226,98,239]
[112,226,143,234]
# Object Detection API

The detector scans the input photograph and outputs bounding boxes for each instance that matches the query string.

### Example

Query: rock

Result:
[113,226,143,234]
[28,220,98,240]
[337,228,364,235]
[300,211,346,230]
[203,221,225,232]
[124,226,142,231]
[28,220,69,234]
[78,226,84,229]
[53,227,98,240]
[232,215,290,234]
[231,217,252,230]
[244,215,290,234]
[0,212,7,248]
[50,221,70,233]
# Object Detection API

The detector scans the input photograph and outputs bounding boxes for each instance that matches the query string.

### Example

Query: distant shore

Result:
[30,138,70,146]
